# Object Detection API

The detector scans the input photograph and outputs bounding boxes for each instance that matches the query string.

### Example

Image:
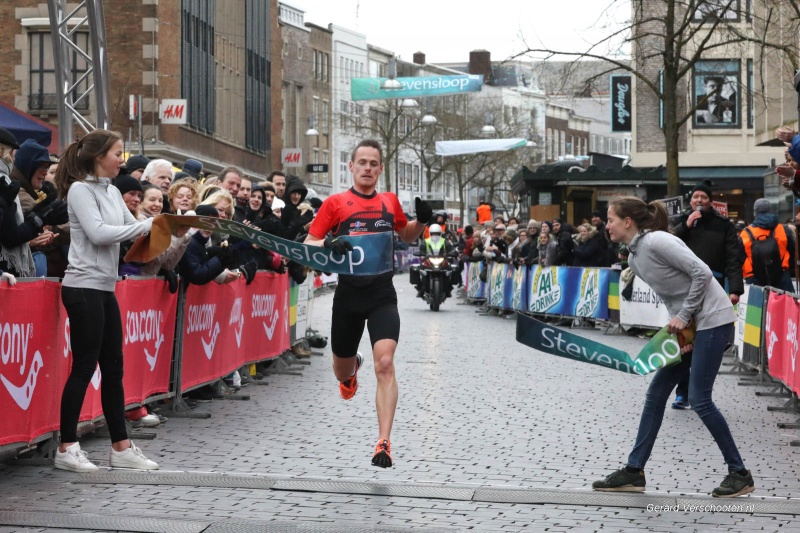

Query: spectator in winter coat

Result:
[552,219,575,266]
[538,232,558,266]
[572,223,608,267]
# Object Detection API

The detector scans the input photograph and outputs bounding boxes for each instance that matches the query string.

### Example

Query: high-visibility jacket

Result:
[476,204,492,224]
[740,223,790,279]
[423,237,446,255]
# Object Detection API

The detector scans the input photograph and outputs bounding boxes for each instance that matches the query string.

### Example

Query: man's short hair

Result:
[219,166,243,183]
[351,139,383,164]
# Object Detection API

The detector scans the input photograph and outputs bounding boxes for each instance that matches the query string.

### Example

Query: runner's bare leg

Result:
[372,339,398,440]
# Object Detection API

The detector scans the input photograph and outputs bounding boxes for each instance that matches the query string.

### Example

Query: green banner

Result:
[350,75,483,101]
[125,214,394,276]
[516,313,682,375]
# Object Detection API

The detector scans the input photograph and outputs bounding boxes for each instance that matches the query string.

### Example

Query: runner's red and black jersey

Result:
[309,187,408,286]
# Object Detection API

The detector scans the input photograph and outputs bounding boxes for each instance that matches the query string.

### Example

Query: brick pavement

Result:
[1,277,800,531]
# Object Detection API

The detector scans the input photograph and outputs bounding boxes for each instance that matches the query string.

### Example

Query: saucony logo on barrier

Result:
[202,322,221,360]
[0,322,43,410]
[263,311,280,340]
[1,351,43,410]
[787,319,798,372]
[125,310,165,372]
[252,293,281,340]
[231,298,244,348]
[188,304,219,359]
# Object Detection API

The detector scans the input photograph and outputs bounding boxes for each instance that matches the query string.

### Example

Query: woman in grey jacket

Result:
[592,196,753,498]
[53,130,162,473]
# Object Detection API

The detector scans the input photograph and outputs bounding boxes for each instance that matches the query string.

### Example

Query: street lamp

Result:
[381,58,403,91]
[420,98,437,125]
[480,112,496,137]
[305,115,318,136]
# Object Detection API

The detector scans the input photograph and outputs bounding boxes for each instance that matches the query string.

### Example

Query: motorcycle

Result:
[410,250,460,311]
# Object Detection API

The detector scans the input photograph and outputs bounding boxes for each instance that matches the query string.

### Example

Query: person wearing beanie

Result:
[113,175,144,217]
[669,178,743,410]
[182,159,203,179]
[740,198,795,291]
[123,155,150,180]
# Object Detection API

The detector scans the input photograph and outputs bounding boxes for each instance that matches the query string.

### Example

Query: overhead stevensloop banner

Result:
[350,75,483,101]
[435,138,527,156]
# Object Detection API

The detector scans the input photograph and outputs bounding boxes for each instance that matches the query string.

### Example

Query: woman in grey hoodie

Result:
[53,130,163,473]
[592,196,753,499]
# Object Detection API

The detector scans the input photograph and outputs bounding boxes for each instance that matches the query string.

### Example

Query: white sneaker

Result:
[110,442,159,470]
[140,414,161,428]
[54,442,99,473]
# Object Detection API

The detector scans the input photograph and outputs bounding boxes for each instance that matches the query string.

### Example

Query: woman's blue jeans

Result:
[626,322,745,472]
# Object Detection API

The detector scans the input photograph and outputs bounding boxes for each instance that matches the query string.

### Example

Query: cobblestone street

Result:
[2,277,800,532]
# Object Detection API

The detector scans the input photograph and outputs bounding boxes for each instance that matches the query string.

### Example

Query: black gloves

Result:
[159,268,179,294]
[0,177,20,205]
[239,260,258,285]
[27,199,68,229]
[324,236,353,256]
[37,181,58,209]
[206,244,235,268]
[287,261,307,285]
[414,197,432,224]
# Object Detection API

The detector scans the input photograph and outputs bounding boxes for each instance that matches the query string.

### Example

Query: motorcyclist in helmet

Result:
[415,224,456,298]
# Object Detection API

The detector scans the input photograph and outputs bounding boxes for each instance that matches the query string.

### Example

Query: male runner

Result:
[304,139,431,467]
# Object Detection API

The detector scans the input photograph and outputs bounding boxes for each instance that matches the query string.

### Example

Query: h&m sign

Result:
[610,75,632,132]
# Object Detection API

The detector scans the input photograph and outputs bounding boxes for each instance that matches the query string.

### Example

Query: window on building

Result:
[322,100,329,135]
[747,58,754,129]
[546,128,553,160]
[322,150,330,185]
[339,151,350,185]
[322,52,329,82]
[559,131,565,157]
[29,31,90,112]
[399,163,406,190]
[412,165,420,191]
[692,59,740,129]
[692,0,740,22]
[182,1,216,133]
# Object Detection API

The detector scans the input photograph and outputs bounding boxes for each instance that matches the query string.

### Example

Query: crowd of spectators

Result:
[0,128,328,422]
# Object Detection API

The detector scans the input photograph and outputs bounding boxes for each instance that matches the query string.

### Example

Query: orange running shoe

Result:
[339,353,363,400]
[372,439,392,468]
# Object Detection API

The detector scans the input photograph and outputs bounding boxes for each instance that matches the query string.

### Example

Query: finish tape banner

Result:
[350,75,483,101]
[125,214,393,276]
[516,313,684,376]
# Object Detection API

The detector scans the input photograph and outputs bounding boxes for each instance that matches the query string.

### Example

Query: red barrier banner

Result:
[0,280,63,446]
[765,293,800,392]
[243,272,290,364]
[117,279,178,404]
[182,272,290,391]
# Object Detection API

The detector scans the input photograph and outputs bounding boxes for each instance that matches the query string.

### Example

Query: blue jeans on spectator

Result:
[32,251,47,277]
[626,322,745,472]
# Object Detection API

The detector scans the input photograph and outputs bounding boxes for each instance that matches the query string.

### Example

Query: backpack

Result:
[744,227,784,286]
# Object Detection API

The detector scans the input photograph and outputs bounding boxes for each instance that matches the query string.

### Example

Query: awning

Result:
[435,138,527,156]
[0,100,58,153]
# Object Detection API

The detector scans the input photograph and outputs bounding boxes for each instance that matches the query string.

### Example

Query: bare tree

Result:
[515,0,800,196]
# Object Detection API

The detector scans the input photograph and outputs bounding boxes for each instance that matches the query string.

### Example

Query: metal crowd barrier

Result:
[0,271,319,460]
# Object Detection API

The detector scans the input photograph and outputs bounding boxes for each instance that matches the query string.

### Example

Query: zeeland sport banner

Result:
[350,75,482,101]
[125,214,393,276]
[516,313,686,376]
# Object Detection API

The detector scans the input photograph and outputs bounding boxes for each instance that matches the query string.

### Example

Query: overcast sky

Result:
[291,0,631,64]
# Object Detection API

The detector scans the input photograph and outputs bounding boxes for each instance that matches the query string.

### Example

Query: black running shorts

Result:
[330,280,400,358]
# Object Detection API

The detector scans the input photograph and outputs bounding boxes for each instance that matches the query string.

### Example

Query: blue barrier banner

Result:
[488,262,505,307]
[574,268,611,319]
[528,266,569,314]
[501,264,516,309]
[512,265,528,311]
[467,262,486,299]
